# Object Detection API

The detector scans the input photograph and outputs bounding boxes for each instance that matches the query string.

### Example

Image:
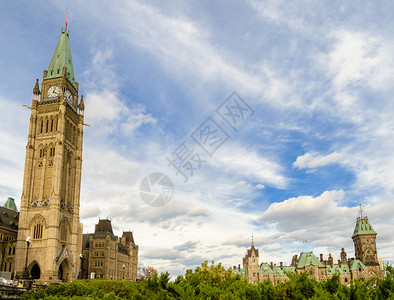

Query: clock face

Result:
[47,85,60,97]
[65,90,73,104]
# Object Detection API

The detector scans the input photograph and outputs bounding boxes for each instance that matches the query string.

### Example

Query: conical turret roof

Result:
[45,29,76,88]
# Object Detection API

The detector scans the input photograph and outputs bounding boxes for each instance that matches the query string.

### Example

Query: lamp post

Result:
[122,264,125,280]
[79,254,83,279]
[24,236,31,278]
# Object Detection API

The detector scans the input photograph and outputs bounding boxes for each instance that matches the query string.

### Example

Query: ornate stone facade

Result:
[14,28,85,284]
[0,198,18,276]
[80,219,138,281]
[234,208,384,285]
[7,27,139,284]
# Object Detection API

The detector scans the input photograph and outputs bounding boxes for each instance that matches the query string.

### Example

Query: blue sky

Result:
[1,1,394,277]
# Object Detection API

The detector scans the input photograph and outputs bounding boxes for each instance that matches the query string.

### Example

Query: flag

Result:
[302,240,307,243]
[65,9,68,28]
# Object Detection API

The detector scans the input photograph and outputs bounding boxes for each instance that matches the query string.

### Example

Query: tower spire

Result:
[251,233,254,246]
[45,27,76,89]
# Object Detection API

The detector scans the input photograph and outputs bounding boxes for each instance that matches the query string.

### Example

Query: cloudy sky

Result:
[1,1,393,277]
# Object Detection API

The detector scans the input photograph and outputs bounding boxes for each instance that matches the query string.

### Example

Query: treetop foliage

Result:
[22,261,394,299]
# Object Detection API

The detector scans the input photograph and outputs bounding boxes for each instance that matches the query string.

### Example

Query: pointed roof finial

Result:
[33,79,40,95]
[251,233,254,246]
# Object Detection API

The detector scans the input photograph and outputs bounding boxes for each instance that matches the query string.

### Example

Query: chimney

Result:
[295,255,298,262]
[280,262,283,269]
[233,266,236,270]
[270,262,273,268]
[238,264,240,270]
[338,260,341,265]
[320,254,323,262]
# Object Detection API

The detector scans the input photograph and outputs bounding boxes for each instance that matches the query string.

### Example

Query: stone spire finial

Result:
[33,79,40,95]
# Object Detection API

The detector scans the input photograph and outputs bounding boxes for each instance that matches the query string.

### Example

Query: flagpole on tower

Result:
[65,8,68,31]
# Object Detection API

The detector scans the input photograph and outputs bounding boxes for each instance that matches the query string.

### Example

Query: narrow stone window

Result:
[33,221,43,239]
[60,222,67,242]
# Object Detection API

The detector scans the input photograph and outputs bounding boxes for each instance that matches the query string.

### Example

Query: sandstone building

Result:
[0,198,19,275]
[80,219,138,281]
[5,26,138,284]
[234,207,384,285]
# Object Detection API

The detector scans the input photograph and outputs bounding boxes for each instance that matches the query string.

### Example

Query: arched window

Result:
[33,219,44,239]
[4,262,7,271]
[8,247,11,255]
[12,247,15,255]
[60,220,68,242]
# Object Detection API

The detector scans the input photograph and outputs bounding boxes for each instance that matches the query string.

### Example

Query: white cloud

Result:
[121,106,157,134]
[256,184,265,189]
[325,30,394,91]
[85,90,125,121]
[212,143,288,189]
[293,152,343,170]
[260,190,353,243]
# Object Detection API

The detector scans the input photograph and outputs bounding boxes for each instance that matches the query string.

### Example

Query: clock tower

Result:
[15,27,85,283]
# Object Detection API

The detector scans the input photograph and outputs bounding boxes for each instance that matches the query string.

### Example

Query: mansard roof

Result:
[297,252,325,268]
[95,219,114,235]
[0,205,19,233]
[122,231,135,244]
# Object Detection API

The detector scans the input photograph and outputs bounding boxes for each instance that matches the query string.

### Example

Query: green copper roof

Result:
[350,259,368,271]
[283,266,296,274]
[3,197,17,211]
[297,252,325,268]
[233,268,248,277]
[272,266,286,276]
[259,263,274,274]
[326,264,350,275]
[45,29,76,88]
[352,217,377,238]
